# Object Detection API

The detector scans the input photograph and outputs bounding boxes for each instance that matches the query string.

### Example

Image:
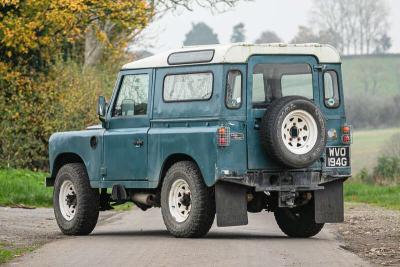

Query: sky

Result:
[133,0,400,54]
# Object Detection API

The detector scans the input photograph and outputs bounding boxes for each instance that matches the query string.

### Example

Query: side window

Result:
[226,70,242,109]
[163,72,213,102]
[324,70,340,108]
[113,74,149,117]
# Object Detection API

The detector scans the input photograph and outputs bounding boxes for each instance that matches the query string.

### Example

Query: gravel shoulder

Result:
[0,206,118,264]
[330,203,400,266]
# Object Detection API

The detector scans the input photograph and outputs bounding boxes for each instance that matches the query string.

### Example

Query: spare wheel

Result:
[260,96,327,168]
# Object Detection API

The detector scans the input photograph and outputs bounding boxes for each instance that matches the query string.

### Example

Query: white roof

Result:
[122,43,341,70]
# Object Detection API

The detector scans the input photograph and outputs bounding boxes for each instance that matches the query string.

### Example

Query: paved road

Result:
[8,208,369,267]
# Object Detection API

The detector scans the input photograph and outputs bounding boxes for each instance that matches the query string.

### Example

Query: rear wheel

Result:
[161,161,215,238]
[274,201,324,238]
[53,163,99,235]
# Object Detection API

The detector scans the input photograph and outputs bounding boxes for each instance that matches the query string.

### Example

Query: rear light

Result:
[342,134,351,144]
[341,124,352,144]
[342,125,351,134]
[217,126,230,147]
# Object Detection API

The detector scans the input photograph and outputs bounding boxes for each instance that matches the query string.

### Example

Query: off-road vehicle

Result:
[47,43,351,238]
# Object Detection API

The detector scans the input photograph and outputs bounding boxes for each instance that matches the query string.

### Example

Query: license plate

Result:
[326,146,350,168]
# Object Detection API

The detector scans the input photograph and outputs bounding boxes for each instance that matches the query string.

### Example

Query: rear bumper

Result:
[218,170,350,192]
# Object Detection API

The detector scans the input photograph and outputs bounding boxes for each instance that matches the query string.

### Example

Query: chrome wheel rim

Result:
[281,110,318,155]
[169,179,191,223]
[59,180,77,221]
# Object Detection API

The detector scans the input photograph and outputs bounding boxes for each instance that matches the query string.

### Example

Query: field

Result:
[351,127,400,174]
[342,55,400,97]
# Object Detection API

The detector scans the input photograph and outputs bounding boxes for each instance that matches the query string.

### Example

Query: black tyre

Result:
[274,202,324,238]
[53,163,99,235]
[161,161,215,238]
[260,96,327,168]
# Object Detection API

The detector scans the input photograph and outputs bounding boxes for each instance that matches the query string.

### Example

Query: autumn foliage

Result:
[0,0,153,169]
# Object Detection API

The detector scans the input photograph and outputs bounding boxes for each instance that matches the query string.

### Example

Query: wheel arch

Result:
[157,153,201,189]
[50,153,86,183]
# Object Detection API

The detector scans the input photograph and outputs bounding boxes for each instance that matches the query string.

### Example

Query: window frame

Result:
[111,73,150,117]
[322,69,341,109]
[162,71,214,103]
[225,69,243,109]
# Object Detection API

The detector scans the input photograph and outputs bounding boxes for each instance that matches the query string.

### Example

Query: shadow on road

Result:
[91,230,327,241]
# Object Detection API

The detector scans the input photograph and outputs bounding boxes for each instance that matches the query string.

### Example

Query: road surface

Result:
[8,208,369,267]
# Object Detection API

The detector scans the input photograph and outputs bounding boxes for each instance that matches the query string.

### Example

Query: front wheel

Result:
[274,201,324,238]
[53,163,99,235]
[161,161,215,238]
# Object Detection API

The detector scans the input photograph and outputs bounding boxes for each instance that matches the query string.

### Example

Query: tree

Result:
[230,23,246,42]
[290,26,340,48]
[374,33,392,54]
[291,26,318,43]
[255,31,282,43]
[311,0,390,55]
[183,22,220,45]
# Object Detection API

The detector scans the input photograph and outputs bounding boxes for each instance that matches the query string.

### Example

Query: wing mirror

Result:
[97,96,107,122]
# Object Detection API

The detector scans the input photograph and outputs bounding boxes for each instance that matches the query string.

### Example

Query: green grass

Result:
[344,182,400,210]
[0,243,34,264]
[0,169,52,207]
[351,128,400,174]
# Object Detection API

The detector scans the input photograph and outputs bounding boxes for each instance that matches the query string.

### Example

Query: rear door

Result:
[246,55,321,170]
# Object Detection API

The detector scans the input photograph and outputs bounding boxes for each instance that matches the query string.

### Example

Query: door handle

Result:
[133,139,144,147]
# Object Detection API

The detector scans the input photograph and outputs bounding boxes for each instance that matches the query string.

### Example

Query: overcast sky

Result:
[134,0,400,54]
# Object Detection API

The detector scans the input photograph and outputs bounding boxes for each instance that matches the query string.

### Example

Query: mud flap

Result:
[314,180,344,223]
[215,182,248,227]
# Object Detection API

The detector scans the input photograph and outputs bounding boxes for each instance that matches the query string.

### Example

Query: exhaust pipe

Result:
[131,193,155,206]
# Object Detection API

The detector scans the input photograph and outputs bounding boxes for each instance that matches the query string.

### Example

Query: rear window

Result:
[252,63,313,104]
[163,72,213,102]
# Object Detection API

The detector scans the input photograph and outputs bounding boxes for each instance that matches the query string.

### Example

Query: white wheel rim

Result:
[169,179,191,223]
[59,180,77,221]
[281,110,318,155]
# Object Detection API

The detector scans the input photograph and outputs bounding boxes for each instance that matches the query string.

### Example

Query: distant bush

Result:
[354,133,400,185]
[372,156,400,185]
[355,167,374,184]
[345,94,400,129]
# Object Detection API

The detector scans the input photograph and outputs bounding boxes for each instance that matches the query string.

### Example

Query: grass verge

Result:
[344,182,400,210]
[0,169,52,207]
[0,243,35,264]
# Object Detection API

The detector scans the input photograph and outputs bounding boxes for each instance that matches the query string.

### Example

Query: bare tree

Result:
[291,26,318,43]
[311,0,390,55]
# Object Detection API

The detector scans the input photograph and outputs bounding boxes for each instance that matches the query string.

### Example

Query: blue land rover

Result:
[47,43,351,238]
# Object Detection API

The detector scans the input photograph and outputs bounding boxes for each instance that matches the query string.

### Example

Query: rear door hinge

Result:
[313,64,327,71]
